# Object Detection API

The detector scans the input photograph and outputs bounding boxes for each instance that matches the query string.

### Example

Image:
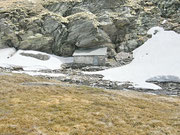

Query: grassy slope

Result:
[0,0,180,134]
[0,73,180,135]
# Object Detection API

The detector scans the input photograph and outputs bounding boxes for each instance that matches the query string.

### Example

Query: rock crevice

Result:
[0,0,179,56]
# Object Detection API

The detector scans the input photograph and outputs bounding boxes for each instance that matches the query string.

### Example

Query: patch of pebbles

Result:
[1,62,180,96]
[57,72,180,96]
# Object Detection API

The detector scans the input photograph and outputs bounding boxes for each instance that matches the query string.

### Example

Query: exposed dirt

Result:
[0,73,180,135]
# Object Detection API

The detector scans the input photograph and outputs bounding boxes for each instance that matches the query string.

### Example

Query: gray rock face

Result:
[0,18,15,49]
[0,34,7,49]
[71,0,125,15]
[147,75,180,83]
[0,0,179,57]
[19,32,53,53]
[42,15,72,56]
[153,0,180,18]
[20,52,50,60]
[43,1,79,17]
[126,39,139,51]
[67,17,111,48]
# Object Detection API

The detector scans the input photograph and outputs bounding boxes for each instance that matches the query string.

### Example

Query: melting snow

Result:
[161,20,167,24]
[0,49,73,71]
[86,27,180,89]
[1,27,180,90]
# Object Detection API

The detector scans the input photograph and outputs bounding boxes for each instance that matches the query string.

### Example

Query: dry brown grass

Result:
[0,0,44,13]
[0,0,81,10]
[0,73,180,135]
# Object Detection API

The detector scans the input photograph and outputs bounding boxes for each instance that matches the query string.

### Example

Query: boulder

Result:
[98,14,118,42]
[1,32,19,49]
[0,33,7,49]
[43,1,79,17]
[117,42,129,52]
[67,13,112,48]
[42,15,62,34]
[126,39,139,51]
[19,33,53,53]
[42,15,72,56]
[58,43,75,56]
[0,18,17,48]
[20,52,50,60]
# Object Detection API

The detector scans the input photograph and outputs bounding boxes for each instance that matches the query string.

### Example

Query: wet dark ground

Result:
[1,67,180,96]
[142,82,180,96]
[55,69,180,96]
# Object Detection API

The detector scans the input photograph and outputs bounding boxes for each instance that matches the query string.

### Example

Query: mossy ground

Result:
[0,73,179,135]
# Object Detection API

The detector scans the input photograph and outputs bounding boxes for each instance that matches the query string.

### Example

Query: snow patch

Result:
[86,27,180,90]
[0,49,73,71]
[147,26,164,36]
[161,20,167,24]
[0,48,16,59]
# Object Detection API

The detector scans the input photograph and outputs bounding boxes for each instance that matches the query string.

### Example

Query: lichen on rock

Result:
[0,0,179,57]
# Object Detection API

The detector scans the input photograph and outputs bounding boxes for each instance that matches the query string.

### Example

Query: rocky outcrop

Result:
[67,13,112,48]
[0,0,179,57]
[153,0,180,18]
[20,52,50,60]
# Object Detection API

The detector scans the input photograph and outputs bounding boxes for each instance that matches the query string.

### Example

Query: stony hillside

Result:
[0,0,179,57]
